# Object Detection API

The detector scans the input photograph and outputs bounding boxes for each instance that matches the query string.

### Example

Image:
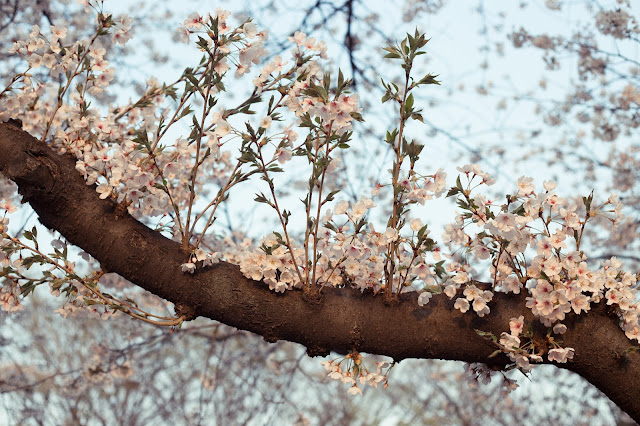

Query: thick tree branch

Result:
[0,122,639,422]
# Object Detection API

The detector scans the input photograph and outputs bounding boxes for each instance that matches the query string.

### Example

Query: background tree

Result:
[0,3,636,422]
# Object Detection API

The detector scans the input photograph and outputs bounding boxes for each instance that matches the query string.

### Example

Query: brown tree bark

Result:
[1,122,639,422]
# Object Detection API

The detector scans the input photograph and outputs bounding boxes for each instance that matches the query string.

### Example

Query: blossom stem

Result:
[386,67,411,298]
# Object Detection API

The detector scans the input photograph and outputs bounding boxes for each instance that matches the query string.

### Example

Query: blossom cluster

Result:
[0,219,182,326]
[496,315,573,372]
[0,278,23,313]
[179,9,269,78]
[0,177,18,214]
[320,352,392,396]
[440,165,638,373]
[463,362,518,395]
[233,32,445,295]
[237,178,446,294]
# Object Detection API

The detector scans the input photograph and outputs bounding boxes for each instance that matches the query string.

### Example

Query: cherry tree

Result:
[1,1,639,423]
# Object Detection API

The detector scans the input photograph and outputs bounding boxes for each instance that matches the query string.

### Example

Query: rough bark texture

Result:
[1,122,639,422]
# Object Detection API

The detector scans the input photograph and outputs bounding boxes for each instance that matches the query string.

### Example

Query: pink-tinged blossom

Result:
[548,347,574,363]
[626,326,640,341]
[383,227,398,243]
[50,25,67,41]
[515,355,532,372]
[412,263,429,279]
[347,385,362,396]
[472,243,491,260]
[454,298,470,313]
[259,116,272,129]
[504,276,522,294]
[417,292,432,306]
[181,262,196,274]
[570,294,590,314]
[96,183,112,199]
[463,284,480,301]
[500,332,521,350]
[409,218,423,231]
[452,271,469,284]
[472,298,490,316]
[443,284,457,298]
[543,180,557,191]
[214,121,231,137]
[175,26,190,43]
[242,22,258,38]
[516,176,535,196]
[184,13,203,29]
[509,315,524,336]
[289,31,306,45]
[334,200,349,215]
[553,323,567,334]
[275,148,292,164]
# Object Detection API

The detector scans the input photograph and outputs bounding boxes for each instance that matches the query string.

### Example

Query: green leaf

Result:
[411,113,424,123]
[417,224,429,239]
[324,190,340,202]
[418,73,440,86]
[254,193,270,204]
[238,151,255,163]
[405,93,414,110]
[323,72,331,91]
[349,111,364,122]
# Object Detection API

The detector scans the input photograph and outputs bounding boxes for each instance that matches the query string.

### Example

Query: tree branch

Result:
[0,122,639,422]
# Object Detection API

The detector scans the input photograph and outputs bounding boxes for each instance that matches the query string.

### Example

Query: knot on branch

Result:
[175,302,196,321]
[302,289,323,306]
[306,345,330,357]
